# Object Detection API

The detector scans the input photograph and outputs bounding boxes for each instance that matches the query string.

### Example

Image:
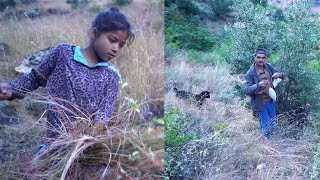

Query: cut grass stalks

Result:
[13,125,164,179]
[0,90,164,179]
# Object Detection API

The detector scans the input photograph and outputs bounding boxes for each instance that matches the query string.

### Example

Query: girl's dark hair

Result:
[91,7,135,46]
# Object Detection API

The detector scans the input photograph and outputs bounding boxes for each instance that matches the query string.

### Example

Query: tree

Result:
[228,0,320,113]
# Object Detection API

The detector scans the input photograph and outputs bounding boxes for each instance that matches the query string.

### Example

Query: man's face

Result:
[254,53,266,66]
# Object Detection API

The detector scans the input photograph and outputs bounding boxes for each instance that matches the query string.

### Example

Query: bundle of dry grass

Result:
[13,122,164,179]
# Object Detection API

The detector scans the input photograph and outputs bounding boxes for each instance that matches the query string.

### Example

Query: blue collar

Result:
[73,46,119,74]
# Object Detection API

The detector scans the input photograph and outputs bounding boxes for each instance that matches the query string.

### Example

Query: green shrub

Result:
[0,0,16,11]
[227,0,320,113]
[176,0,200,16]
[164,107,222,179]
[20,0,37,5]
[208,0,233,20]
[165,1,226,52]
[311,139,320,179]
[166,23,220,51]
[66,0,91,9]
[165,0,175,7]
[89,5,104,13]
[306,60,320,71]
[112,0,131,6]
[165,107,196,148]
[164,107,197,178]
[23,8,40,18]
[188,49,204,63]
[273,9,286,21]
[165,5,190,26]
[250,0,268,7]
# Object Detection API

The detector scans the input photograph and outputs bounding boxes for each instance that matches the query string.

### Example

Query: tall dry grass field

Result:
[112,2,164,126]
[0,0,164,179]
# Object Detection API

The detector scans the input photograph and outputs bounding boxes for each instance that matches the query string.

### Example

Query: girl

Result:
[0,7,135,142]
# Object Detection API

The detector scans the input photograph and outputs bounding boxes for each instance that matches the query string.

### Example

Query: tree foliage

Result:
[0,0,16,11]
[227,0,320,113]
[208,0,233,20]
[66,0,91,9]
[165,0,231,51]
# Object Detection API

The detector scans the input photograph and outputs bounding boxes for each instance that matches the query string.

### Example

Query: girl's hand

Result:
[92,120,107,136]
[0,83,13,101]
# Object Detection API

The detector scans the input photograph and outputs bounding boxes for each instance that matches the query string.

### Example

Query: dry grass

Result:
[0,0,164,122]
[165,56,311,179]
[0,13,90,83]
[0,88,164,179]
[112,2,164,125]
[0,0,164,178]
[5,119,163,179]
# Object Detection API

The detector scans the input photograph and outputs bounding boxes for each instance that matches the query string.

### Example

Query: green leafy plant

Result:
[250,0,268,7]
[89,5,104,14]
[112,0,132,6]
[0,0,16,11]
[66,0,91,9]
[20,0,37,5]
[165,1,224,52]
[164,107,197,178]
[227,0,320,113]
[23,8,40,18]
[208,0,233,20]
[164,107,196,147]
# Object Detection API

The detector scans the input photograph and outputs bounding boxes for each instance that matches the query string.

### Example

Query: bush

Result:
[165,1,227,52]
[89,5,104,13]
[165,0,175,7]
[164,107,197,178]
[165,22,220,51]
[0,0,16,11]
[164,106,226,179]
[23,8,40,18]
[164,107,196,148]
[208,0,233,20]
[187,49,205,63]
[66,0,91,9]
[20,0,37,5]
[227,0,320,113]
[112,0,132,6]
[250,0,268,7]
[176,0,199,14]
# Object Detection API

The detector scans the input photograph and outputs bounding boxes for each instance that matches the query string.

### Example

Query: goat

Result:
[173,87,211,107]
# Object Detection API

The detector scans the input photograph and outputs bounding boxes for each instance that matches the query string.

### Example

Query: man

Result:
[244,48,288,138]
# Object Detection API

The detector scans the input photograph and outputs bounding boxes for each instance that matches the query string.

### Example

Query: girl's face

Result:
[92,29,128,62]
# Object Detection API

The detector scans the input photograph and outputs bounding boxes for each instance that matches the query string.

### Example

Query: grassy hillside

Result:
[165,0,320,179]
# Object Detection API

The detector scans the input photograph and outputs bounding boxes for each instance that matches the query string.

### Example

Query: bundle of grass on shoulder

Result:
[14,120,164,179]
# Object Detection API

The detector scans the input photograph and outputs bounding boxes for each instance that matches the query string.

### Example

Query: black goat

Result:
[173,87,211,107]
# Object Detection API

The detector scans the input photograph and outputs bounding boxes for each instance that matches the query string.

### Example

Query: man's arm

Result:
[244,73,259,95]
[272,72,289,82]
[244,73,270,95]
[267,63,289,82]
